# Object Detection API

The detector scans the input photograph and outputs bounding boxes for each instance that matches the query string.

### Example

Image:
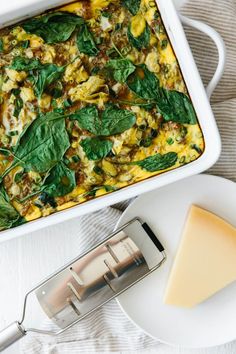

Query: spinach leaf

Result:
[0,148,11,157]
[100,105,136,135]
[43,161,76,197]
[22,12,84,44]
[191,144,202,154]
[80,137,113,160]
[71,104,136,136]
[36,192,56,207]
[116,99,155,109]
[156,88,197,125]
[105,59,135,83]
[12,88,24,118]
[32,64,65,98]
[10,58,65,98]
[106,47,120,59]
[84,185,117,197]
[77,24,99,56]
[70,105,99,135]
[132,152,178,172]
[127,65,197,124]
[2,112,70,178]
[0,190,22,230]
[127,22,150,50]
[127,64,160,101]
[0,39,4,52]
[9,56,42,71]
[21,40,30,49]
[13,97,24,118]
[122,0,141,15]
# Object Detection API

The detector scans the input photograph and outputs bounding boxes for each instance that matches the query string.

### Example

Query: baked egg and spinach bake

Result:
[0,0,204,230]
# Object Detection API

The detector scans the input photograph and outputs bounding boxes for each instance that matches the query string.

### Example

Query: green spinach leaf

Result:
[71,104,136,136]
[77,24,99,56]
[0,39,4,52]
[105,59,135,83]
[0,190,22,230]
[32,64,65,98]
[0,148,11,157]
[70,105,99,135]
[43,161,76,197]
[10,57,65,98]
[100,104,136,135]
[127,64,160,101]
[156,88,197,124]
[13,97,24,118]
[22,12,84,44]
[122,0,141,15]
[21,40,30,49]
[132,152,178,172]
[127,65,197,124]
[127,22,150,50]
[84,185,117,197]
[9,56,42,71]
[2,112,70,178]
[80,137,113,160]
[12,88,24,118]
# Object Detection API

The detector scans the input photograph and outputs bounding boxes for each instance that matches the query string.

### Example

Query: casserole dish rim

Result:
[0,0,222,242]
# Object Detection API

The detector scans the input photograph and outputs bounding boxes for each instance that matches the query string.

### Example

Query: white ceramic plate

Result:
[116,174,236,348]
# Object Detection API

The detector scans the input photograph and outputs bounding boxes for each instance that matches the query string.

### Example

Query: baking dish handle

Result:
[179,14,226,99]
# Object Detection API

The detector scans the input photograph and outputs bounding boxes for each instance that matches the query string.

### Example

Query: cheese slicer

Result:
[0,217,166,352]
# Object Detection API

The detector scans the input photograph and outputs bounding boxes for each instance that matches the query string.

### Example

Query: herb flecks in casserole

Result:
[0,0,204,230]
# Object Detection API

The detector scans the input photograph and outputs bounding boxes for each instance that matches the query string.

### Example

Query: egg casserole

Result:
[0,0,204,230]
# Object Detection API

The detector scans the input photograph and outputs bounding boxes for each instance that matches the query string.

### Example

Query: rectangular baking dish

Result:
[0,0,225,242]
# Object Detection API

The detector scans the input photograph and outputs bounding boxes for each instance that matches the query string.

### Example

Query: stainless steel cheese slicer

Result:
[0,217,166,352]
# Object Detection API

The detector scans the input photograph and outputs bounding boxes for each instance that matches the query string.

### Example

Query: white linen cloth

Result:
[21,0,236,352]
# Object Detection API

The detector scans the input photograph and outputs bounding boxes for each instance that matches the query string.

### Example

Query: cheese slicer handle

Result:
[0,321,26,352]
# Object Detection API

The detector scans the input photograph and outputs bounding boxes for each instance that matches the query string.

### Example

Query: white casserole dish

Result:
[0,0,226,242]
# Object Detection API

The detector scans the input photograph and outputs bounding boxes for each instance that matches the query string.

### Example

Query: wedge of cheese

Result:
[164,205,236,308]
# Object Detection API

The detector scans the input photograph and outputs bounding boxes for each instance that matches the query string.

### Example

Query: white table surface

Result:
[1,0,236,353]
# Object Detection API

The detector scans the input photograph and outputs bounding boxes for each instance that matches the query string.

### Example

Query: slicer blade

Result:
[35,218,166,330]
[36,232,146,328]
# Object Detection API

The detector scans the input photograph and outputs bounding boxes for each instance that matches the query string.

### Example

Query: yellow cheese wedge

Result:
[164,205,236,308]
